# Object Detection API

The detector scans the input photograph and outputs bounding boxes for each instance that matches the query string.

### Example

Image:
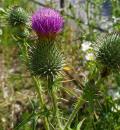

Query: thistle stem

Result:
[48,77,63,130]
[64,97,85,130]
[51,89,63,130]
[33,76,50,130]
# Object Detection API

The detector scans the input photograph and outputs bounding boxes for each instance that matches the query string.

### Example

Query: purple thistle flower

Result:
[32,8,64,39]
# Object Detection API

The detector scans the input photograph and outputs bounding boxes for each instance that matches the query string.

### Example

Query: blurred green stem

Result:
[64,97,85,130]
[48,77,63,130]
[33,76,50,130]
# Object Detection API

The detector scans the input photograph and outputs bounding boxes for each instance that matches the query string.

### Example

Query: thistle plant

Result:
[64,32,120,130]
[1,5,65,129]
[6,6,28,27]
[1,2,120,129]
[4,6,29,39]
[30,8,65,130]
[94,33,120,71]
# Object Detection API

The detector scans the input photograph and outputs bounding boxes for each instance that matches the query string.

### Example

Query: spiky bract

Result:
[7,6,28,27]
[28,41,64,78]
[95,33,120,70]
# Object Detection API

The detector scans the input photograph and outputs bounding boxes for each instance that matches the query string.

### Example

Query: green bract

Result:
[95,33,120,70]
[28,41,65,78]
[7,6,28,27]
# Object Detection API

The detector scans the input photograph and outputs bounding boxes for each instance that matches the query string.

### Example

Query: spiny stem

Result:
[20,38,50,130]
[23,41,29,63]
[50,89,63,130]
[64,97,85,130]
[48,77,63,130]
[33,76,50,130]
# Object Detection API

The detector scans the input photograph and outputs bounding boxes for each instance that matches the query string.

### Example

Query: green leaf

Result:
[0,8,6,15]
[76,118,86,130]
[60,86,78,97]
[14,113,35,130]
[31,116,38,130]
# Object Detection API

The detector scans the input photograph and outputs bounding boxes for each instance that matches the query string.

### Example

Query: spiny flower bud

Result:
[31,8,64,39]
[7,6,28,27]
[28,41,65,78]
[94,33,120,71]
[11,27,29,39]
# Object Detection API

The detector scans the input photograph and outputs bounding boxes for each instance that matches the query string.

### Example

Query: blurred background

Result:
[0,0,120,130]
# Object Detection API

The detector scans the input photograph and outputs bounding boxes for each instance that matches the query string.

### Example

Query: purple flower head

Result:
[32,8,64,39]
